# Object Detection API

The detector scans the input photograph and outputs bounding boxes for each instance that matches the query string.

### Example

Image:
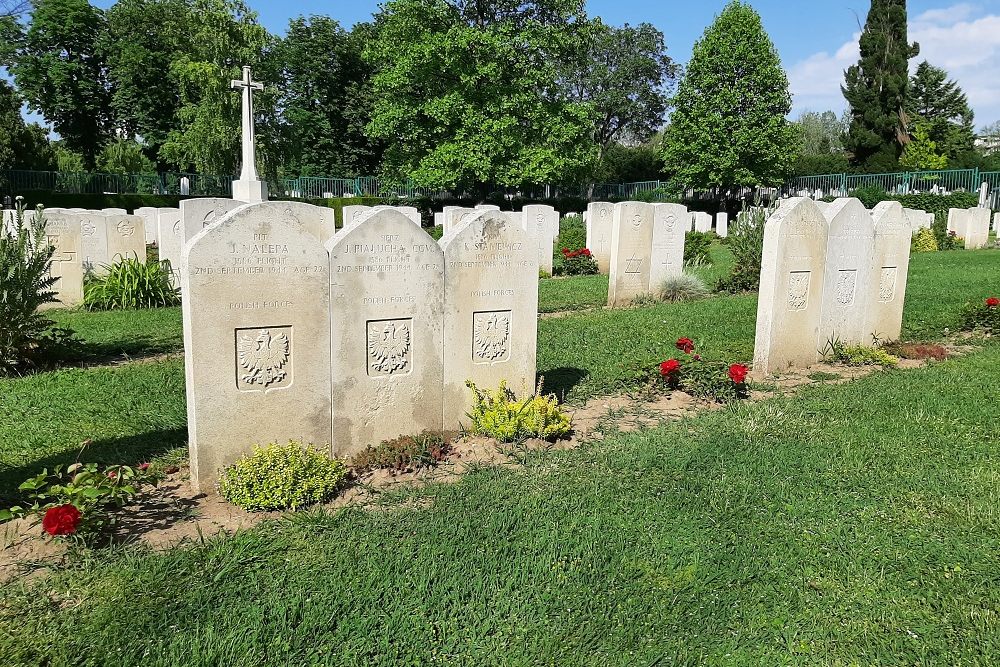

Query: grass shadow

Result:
[539,367,590,402]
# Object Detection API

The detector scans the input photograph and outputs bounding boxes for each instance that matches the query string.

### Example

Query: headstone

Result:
[475,204,500,211]
[994,212,1000,233]
[444,207,477,235]
[440,211,538,429]
[277,201,337,242]
[868,201,912,341]
[180,198,243,242]
[155,207,183,283]
[182,203,331,492]
[947,208,963,235]
[342,205,372,228]
[813,201,830,215]
[522,204,558,275]
[819,199,874,346]
[433,212,443,227]
[649,203,687,289]
[607,201,654,307]
[965,208,991,249]
[693,212,712,233]
[979,182,989,208]
[105,214,146,263]
[369,205,420,227]
[327,210,444,456]
[715,212,729,238]
[585,201,614,274]
[100,208,128,216]
[78,212,110,274]
[901,208,925,234]
[134,206,159,245]
[179,177,190,196]
[752,198,828,375]
[41,211,84,308]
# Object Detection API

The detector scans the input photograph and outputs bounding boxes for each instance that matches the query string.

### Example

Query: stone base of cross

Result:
[232,179,268,204]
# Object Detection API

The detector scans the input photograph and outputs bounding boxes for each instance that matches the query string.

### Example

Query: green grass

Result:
[538,274,608,313]
[2,343,999,665]
[49,306,183,358]
[902,249,1000,339]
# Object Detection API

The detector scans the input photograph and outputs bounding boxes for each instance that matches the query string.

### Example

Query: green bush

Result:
[83,255,180,310]
[960,297,1000,333]
[465,380,572,442]
[683,230,714,266]
[0,203,83,376]
[218,442,347,512]
[822,339,899,368]
[426,225,444,240]
[932,212,961,250]
[657,274,710,302]
[556,215,586,251]
[911,226,938,252]
[554,248,599,276]
[717,205,770,293]
[351,432,450,474]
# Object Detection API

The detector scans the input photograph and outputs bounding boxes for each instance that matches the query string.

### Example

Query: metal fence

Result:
[0,169,234,197]
[784,168,985,198]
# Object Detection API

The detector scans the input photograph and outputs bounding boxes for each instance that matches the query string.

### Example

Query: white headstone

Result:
[585,202,614,274]
[181,198,243,242]
[979,182,989,208]
[994,212,1000,233]
[182,203,331,492]
[155,207,183,283]
[649,203,688,289]
[134,206,159,245]
[105,214,146,263]
[965,208,991,249]
[523,204,558,275]
[100,208,128,216]
[444,207,477,235]
[276,201,337,242]
[715,212,729,238]
[693,212,712,233]
[342,205,372,228]
[327,210,444,455]
[607,202,654,307]
[752,198,828,375]
[440,211,538,429]
[819,199,875,346]
[868,202,912,341]
[78,212,110,274]
[41,211,84,308]
[433,212,443,227]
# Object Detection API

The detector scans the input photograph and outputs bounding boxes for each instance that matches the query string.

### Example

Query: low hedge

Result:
[10,191,186,211]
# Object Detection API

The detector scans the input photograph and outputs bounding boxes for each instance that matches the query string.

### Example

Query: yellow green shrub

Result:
[465,380,571,442]
[911,227,938,253]
[218,442,347,511]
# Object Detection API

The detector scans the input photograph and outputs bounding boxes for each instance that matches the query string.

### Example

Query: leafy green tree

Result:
[53,143,86,172]
[365,0,596,191]
[593,140,664,183]
[662,1,796,191]
[0,80,56,171]
[842,0,919,171]
[96,138,157,174]
[5,0,113,165]
[899,121,948,170]
[269,16,381,178]
[907,61,975,162]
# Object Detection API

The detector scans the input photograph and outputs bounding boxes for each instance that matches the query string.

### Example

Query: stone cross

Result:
[230,66,268,202]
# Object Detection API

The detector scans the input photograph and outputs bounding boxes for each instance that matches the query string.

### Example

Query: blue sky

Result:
[69,0,1000,128]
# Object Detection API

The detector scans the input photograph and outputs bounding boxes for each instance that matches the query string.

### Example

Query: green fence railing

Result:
[785,168,982,197]
[0,169,234,196]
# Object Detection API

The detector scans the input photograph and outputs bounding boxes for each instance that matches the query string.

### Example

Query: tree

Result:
[562,18,676,166]
[96,138,157,174]
[907,61,975,162]
[365,0,596,191]
[899,121,948,170]
[6,0,113,165]
[662,1,796,191]
[269,16,381,178]
[0,80,56,171]
[842,0,919,171]
[792,110,851,175]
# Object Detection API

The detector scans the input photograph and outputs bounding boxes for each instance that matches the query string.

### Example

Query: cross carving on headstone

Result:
[230,66,263,183]
[46,236,75,288]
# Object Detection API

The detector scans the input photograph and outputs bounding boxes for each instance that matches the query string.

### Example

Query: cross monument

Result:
[230,66,268,203]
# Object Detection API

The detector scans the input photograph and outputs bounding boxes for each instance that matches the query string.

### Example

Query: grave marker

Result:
[585,201,614,273]
[868,201,912,341]
[819,198,874,345]
[649,203,687,289]
[607,202,654,307]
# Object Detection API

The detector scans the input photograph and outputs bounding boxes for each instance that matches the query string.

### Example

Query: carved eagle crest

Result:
[237,329,290,387]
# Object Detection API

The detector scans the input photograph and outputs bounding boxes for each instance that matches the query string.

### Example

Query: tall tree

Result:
[270,16,381,178]
[0,80,56,171]
[365,0,596,191]
[907,61,974,163]
[6,0,113,165]
[662,1,796,191]
[842,0,919,171]
[899,120,947,170]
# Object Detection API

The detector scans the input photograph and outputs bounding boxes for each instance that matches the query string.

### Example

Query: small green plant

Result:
[351,432,451,474]
[717,202,772,293]
[683,230,713,266]
[629,292,660,308]
[538,268,551,279]
[465,380,572,442]
[822,338,899,368]
[218,442,347,512]
[658,337,750,403]
[554,247,599,276]
[1,455,156,540]
[911,226,939,253]
[657,273,710,303]
[84,255,180,310]
[960,296,1000,333]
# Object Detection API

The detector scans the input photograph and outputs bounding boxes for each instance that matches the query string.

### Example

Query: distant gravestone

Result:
[277,201,337,241]
[523,204,559,275]
[607,201,654,307]
[585,202,614,273]
[693,212,712,233]
[649,203,687,290]
[753,198,828,375]
[341,205,372,229]
[105,214,146,263]
[443,207,477,235]
[901,208,926,234]
[100,208,128,216]
[156,208,183,283]
[994,212,1000,233]
[134,206,159,245]
[947,208,963,235]
[181,198,243,242]
[819,199,874,346]
[78,212,110,274]
[715,212,729,238]
[868,202,912,341]
[440,211,538,429]
[42,211,84,308]
[182,203,332,492]
[965,208,991,249]
[434,212,443,227]
[327,210,444,456]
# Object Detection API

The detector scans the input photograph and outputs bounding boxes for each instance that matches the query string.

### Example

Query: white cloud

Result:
[787,3,1000,126]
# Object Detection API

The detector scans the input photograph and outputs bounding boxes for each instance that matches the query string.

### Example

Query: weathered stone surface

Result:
[78,212,110,274]
[181,198,243,242]
[434,212,443,227]
[270,201,337,241]
[327,210,444,456]
[753,198,828,375]
[819,198,874,346]
[523,204,559,275]
[353,205,419,230]
[156,208,183,282]
[440,211,538,429]
[693,212,712,233]
[868,201,912,341]
[585,202,614,273]
[105,214,146,263]
[965,208,991,249]
[41,210,84,308]
[133,206,159,245]
[813,201,830,215]
[445,207,478,235]
[607,202,654,307]
[715,212,729,238]
[649,203,687,289]
[100,208,128,215]
[342,205,372,229]
[182,203,332,492]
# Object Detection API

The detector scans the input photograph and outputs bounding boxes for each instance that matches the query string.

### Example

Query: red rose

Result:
[582,248,592,257]
[659,359,681,376]
[728,363,749,384]
[138,463,151,472]
[676,337,695,354]
[987,297,999,308]
[42,504,81,536]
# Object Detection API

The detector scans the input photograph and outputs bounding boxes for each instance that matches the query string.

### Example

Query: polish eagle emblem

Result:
[474,313,510,361]
[237,329,290,387]
[368,321,411,374]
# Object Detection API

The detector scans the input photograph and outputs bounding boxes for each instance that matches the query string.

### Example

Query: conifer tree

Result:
[907,61,975,162]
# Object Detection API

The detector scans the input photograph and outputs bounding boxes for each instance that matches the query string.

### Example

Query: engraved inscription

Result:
[367,319,412,377]
[624,255,643,274]
[879,267,897,302]
[631,213,642,229]
[81,221,96,237]
[117,220,135,237]
[235,327,292,391]
[663,214,676,233]
[835,269,856,306]
[787,271,811,311]
[473,310,511,364]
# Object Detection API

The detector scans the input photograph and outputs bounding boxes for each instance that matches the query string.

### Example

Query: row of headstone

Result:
[947,207,992,249]
[182,205,538,492]
[753,198,912,374]
[432,205,559,274]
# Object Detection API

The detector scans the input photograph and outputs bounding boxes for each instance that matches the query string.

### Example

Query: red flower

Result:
[138,463,151,472]
[581,248,592,257]
[659,359,681,376]
[728,363,749,384]
[561,247,570,254]
[987,297,1000,308]
[676,337,695,354]
[42,504,81,536]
